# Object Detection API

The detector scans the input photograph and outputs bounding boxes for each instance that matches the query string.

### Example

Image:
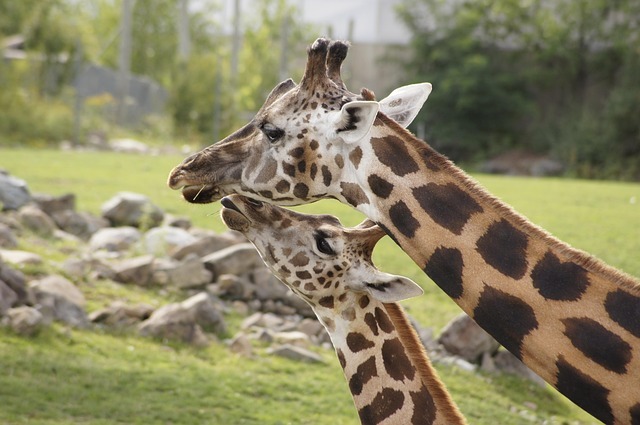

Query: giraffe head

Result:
[168,38,431,206]
[220,194,423,312]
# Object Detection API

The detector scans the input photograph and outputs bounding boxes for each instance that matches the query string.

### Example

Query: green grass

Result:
[1,148,638,424]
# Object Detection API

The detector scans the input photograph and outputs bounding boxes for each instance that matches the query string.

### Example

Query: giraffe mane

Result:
[376,112,640,296]
[383,302,468,424]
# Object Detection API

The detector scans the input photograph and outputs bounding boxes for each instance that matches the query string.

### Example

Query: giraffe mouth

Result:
[181,184,223,204]
[220,196,251,232]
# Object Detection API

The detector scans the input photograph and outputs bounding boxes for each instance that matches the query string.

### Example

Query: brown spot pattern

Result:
[412,182,483,235]
[349,147,363,169]
[368,174,394,199]
[382,337,416,381]
[531,251,590,301]
[358,388,405,424]
[389,200,420,238]
[476,219,529,280]
[319,296,334,308]
[375,307,395,334]
[340,182,370,207]
[371,135,419,176]
[349,356,378,396]
[346,332,375,353]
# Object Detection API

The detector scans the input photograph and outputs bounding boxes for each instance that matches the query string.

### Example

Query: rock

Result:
[89,226,141,252]
[108,138,150,154]
[0,223,18,248]
[111,255,155,286]
[480,150,564,177]
[252,266,290,302]
[0,262,29,305]
[229,333,253,357]
[143,226,197,257]
[0,172,30,211]
[32,193,76,216]
[101,192,164,228]
[297,318,326,340]
[163,214,191,230]
[60,257,115,281]
[437,355,477,372]
[3,306,43,336]
[29,275,88,328]
[51,210,109,240]
[216,274,254,300]
[0,249,43,267]
[438,313,500,362]
[273,331,311,348]
[89,301,154,327]
[267,344,324,363]
[241,312,287,331]
[18,204,57,237]
[202,243,263,279]
[151,254,212,289]
[139,292,226,346]
[172,232,243,261]
[0,279,18,315]
[493,350,546,386]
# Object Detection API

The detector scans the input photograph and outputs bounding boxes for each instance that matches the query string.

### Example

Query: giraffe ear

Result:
[362,271,424,303]
[379,83,432,128]
[335,101,379,144]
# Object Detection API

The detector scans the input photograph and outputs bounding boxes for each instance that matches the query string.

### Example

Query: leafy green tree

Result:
[398,0,640,179]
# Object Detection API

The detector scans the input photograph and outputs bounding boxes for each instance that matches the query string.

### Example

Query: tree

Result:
[398,0,640,179]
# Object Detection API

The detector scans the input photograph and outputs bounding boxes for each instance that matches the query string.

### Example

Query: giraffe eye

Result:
[315,232,335,256]
[262,123,284,143]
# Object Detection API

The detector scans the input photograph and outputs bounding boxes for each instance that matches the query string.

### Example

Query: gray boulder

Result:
[111,255,155,286]
[139,292,226,346]
[0,171,30,211]
[172,232,243,260]
[202,243,263,279]
[89,301,154,327]
[143,226,197,257]
[151,254,212,289]
[101,192,164,228]
[493,350,546,386]
[51,210,109,240]
[29,275,88,328]
[32,193,76,216]
[0,279,18,315]
[438,313,500,362]
[267,344,324,363]
[89,226,141,252]
[18,205,57,237]
[0,223,18,248]
[0,261,29,305]
[3,306,43,336]
[0,249,43,267]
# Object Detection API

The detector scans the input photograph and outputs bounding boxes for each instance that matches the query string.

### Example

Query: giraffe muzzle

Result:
[220,196,251,232]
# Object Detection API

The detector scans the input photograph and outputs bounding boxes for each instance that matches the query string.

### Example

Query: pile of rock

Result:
[0,169,541,384]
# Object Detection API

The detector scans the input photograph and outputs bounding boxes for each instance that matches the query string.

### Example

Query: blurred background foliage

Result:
[0,0,639,180]
[398,0,640,180]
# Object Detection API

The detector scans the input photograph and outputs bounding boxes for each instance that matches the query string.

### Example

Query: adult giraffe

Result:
[169,38,640,424]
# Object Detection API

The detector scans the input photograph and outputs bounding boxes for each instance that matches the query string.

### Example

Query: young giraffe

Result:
[220,194,467,425]
[169,38,640,423]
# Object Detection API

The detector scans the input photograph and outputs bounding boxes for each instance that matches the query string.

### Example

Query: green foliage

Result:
[0,62,74,146]
[398,0,640,179]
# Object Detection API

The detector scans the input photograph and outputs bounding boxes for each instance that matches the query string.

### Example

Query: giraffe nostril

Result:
[246,197,264,208]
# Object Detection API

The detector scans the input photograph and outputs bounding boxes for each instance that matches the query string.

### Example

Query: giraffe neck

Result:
[315,296,466,425]
[348,114,640,424]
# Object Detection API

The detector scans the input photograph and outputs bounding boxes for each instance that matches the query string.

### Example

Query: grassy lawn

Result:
[1,148,638,424]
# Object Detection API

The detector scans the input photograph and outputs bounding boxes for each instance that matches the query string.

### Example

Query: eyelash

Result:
[261,123,284,143]
[315,232,335,255]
